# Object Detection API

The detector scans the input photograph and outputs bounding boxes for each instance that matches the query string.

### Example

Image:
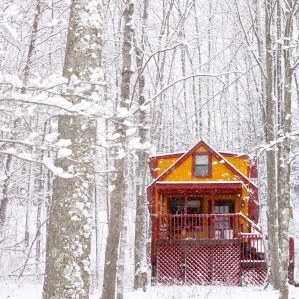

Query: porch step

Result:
[242,242,265,261]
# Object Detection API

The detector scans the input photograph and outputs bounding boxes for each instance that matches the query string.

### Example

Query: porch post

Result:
[211,194,215,213]
[210,194,215,238]
[183,195,188,238]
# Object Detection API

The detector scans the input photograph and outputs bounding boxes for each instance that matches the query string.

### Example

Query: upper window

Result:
[194,153,210,177]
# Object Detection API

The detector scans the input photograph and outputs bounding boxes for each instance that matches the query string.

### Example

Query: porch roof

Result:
[155,181,243,195]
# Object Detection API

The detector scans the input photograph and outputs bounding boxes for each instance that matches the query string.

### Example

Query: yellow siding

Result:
[155,147,249,181]
[223,155,248,177]
[164,152,236,182]
[156,157,180,177]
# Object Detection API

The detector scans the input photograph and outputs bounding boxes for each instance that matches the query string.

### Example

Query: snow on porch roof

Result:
[155,181,244,195]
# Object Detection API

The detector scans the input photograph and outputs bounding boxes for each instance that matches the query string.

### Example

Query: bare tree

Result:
[235,0,298,296]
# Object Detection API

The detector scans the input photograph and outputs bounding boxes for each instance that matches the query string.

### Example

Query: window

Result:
[194,153,210,177]
[169,198,184,214]
[187,199,201,214]
[168,197,202,214]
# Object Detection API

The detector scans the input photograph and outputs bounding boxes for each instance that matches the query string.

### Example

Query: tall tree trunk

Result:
[42,1,102,298]
[277,2,295,297]
[36,120,51,277]
[264,0,280,289]
[133,0,149,290]
[25,159,34,249]
[101,2,134,299]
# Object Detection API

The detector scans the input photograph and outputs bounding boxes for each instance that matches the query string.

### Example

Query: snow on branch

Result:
[131,71,243,115]
[0,73,106,117]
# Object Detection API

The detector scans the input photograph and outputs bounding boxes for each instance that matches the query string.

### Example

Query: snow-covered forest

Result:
[0,0,299,298]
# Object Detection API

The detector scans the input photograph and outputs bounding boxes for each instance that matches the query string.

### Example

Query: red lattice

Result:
[185,245,212,284]
[213,244,241,285]
[157,244,184,284]
[242,265,267,286]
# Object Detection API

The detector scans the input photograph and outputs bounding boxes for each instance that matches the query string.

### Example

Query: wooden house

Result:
[147,140,294,285]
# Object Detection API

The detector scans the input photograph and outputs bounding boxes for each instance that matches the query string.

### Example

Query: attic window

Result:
[194,153,210,177]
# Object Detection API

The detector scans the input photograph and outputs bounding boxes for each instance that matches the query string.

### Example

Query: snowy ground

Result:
[1,280,299,299]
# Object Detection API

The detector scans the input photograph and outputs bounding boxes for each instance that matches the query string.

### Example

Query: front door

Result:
[213,201,234,239]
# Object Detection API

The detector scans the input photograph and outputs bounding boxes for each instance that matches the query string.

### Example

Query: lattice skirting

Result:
[213,244,241,285]
[155,243,295,286]
[242,263,294,286]
[185,245,212,284]
[156,243,241,285]
[157,244,184,284]
[242,265,267,286]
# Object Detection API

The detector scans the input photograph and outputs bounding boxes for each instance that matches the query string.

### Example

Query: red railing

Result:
[152,213,266,262]
[151,213,295,283]
[239,233,265,263]
[155,213,245,241]
[152,213,294,263]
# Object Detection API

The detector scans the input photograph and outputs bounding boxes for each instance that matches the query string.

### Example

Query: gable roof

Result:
[149,140,257,192]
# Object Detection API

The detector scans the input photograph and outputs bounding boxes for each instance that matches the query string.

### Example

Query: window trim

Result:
[192,153,212,178]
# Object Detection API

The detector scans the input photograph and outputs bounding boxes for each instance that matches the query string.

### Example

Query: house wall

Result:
[149,144,255,234]
[149,155,181,178]
[150,149,254,179]
[222,155,248,177]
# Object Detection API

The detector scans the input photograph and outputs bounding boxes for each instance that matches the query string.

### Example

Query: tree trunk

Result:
[277,2,294,297]
[133,0,149,290]
[42,1,102,298]
[193,0,202,139]
[264,0,280,288]
[22,0,42,91]
[0,155,13,234]
[101,2,134,299]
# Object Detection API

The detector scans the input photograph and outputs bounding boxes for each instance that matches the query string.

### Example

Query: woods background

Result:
[0,1,299,299]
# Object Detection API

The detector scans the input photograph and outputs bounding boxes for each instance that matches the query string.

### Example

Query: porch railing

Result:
[154,213,246,241]
[152,213,295,276]
[152,213,266,262]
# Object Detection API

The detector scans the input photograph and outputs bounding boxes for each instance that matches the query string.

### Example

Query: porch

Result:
[151,213,294,286]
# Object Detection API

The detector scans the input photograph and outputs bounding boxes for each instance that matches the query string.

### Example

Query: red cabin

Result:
[147,140,294,285]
